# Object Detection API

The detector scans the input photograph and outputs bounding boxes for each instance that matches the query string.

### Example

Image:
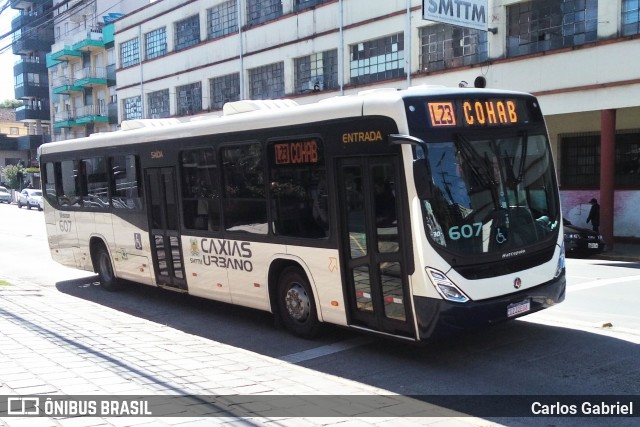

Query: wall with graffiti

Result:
[561,190,640,238]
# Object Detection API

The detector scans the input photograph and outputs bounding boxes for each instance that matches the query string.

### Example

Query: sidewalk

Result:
[0,276,498,427]
[593,243,640,262]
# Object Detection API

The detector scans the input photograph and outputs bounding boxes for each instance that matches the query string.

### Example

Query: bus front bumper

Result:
[414,271,566,341]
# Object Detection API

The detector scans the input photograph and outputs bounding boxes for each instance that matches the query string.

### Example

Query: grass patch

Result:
[0,280,11,286]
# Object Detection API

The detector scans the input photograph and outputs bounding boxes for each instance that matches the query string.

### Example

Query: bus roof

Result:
[39,86,532,155]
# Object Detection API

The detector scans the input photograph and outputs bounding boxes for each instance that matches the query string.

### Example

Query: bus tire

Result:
[277,267,321,339]
[95,244,122,291]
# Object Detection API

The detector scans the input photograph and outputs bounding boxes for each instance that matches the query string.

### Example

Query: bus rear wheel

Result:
[94,245,122,291]
[277,267,321,339]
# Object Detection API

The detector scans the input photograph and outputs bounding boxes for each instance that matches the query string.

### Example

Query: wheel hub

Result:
[285,283,310,322]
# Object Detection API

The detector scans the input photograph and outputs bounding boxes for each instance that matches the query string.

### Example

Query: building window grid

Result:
[419,24,488,72]
[120,38,140,68]
[249,62,285,100]
[175,15,201,52]
[246,0,283,26]
[207,1,238,39]
[176,82,203,116]
[123,96,142,121]
[350,33,405,85]
[622,0,640,35]
[615,132,640,187]
[294,50,338,94]
[145,27,167,60]
[507,0,598,57]
[561,131,640,189]
[294,0,331,12]
[210,74,240,110]
[147,89,170,118]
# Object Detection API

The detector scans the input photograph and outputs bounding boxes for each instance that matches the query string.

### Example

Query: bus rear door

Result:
[338,156,414,338]
[145,167,187,290]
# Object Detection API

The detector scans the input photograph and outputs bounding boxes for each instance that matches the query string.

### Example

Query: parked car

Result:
[0,186,11,204]
[17,188,43,211]
[563,218,605,257]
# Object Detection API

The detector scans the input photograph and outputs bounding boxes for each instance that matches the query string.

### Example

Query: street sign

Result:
[422,0,489,32]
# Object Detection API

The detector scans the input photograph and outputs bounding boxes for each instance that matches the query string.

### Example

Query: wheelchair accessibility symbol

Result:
[496,227,507,244]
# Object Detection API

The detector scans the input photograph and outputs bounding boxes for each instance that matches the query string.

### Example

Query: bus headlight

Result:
[426,268,469,303]
[554,242,565,278]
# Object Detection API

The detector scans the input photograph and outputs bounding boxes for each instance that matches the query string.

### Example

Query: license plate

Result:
[507,299,530,317]
[588,243,599,249]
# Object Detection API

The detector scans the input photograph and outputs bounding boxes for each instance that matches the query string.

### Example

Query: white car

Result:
[17,188,43,211]
[0,186,11,204]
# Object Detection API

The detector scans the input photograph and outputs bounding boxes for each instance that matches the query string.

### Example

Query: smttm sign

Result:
[423,0,488,32]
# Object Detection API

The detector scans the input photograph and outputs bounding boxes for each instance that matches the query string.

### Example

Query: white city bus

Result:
[39,86,565,342]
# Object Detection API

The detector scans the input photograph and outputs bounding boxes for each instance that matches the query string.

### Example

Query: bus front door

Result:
[338,157,414,338]
[145,167,187,290]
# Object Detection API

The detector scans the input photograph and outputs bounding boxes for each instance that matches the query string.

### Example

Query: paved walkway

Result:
[594,242,640,262]
[0,276,498,427]
[2,244,637,426]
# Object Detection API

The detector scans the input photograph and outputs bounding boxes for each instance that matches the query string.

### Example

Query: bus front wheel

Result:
[277,267,321,339]
[94,245,122,291]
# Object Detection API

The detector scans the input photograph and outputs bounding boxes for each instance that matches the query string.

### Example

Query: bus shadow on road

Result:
[55,275,356,357]
[55,275,640,424]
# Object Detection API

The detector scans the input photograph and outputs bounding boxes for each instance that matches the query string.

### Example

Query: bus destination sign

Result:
[427,99,528,128]
[273,139,320,165]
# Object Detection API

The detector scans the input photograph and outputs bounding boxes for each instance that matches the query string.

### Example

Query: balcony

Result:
[75,104,109,125]
[75,67,108,88]
[16,134,51,151]
[10,0,52,10]
[16,104,51,122]
[14,56,47,76]
[72,29,105,53]
[14,82,49,99]
[12,31,53,55]
[52,77,82,95]
[53,111,77,128]
[49,46,81,62]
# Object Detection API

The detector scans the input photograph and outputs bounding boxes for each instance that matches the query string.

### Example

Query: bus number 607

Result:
[59,220,72,232]
[448,223,482,240]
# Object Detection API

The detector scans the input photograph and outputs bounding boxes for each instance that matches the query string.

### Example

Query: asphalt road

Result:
[1,202,639,426]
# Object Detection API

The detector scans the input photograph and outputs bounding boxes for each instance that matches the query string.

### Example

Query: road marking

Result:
[568,275,640,293]
[278,336,374,364]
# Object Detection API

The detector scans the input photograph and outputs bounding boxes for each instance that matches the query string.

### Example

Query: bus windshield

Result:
[417,130,560,256]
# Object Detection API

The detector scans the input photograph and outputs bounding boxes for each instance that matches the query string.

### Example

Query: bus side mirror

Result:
[413,159,433,199]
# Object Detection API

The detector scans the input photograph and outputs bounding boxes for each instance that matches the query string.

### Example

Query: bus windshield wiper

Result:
[515,131,528,184]
[454,133,497,187]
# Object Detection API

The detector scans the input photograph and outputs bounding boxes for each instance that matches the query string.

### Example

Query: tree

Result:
[0,99,22,109]
[2,164,26,190]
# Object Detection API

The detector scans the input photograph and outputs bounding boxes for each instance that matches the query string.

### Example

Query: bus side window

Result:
[221,143,267,234]
[59,160,82,207]
[43,162,59,205]
[180,148,220,231]
[268,138,329,239]
[81,157,109,209]
[110,155,142,210]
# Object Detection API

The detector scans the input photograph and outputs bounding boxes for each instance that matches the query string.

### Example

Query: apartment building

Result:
[9,0,54,167]
[46,0,148,141]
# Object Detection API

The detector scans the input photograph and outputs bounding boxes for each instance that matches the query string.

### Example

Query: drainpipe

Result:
[139,25,144,118]
[405,0,411,87]
[339,0,344,95]
[237,0,245,100]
